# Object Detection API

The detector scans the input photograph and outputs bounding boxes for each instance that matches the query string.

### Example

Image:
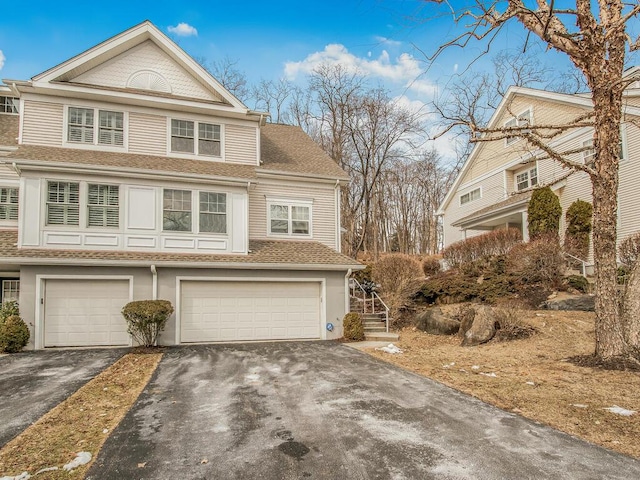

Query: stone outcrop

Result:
[543,294,595,312]
[414,307,461,335]
[461,305,498,347]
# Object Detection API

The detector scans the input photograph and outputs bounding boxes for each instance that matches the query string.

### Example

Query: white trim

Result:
[459,186,482,206]
[266,197,313,238]
[174,276,326,345]
[62,105,129,152]
[166,117,225,161]
[35,274,134,349]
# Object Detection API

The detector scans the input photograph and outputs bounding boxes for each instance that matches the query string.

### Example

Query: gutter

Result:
[151,264,158,300]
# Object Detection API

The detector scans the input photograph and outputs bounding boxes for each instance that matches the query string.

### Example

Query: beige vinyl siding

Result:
[21,100,63,146]
[225,124,257,165]
[442,171,505,247]
[618,120,640,243]
[464,97,589,182]
[249,182,336,249]
[128,112,167,155]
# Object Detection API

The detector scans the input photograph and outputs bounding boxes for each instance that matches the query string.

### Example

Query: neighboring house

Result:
[438,68,640,267]
[0,21,361,349]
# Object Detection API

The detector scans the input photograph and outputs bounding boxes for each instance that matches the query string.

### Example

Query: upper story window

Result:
[67,107,124,147]
[460,188,481,206]
[268,200,312,236]
[0,96,19,114]
[87,184,119,228]
[582,139,596,164]
[163,189,192,232]
[505,109,532,146]
[46,181,79,226]
[199,192,227,234]
[515,166,538,191]
[171,119,221,157]
[0,187,18,220]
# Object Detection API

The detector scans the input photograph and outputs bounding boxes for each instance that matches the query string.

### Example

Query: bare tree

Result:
[198,55,250,103]
[252,78,294,124]
[425,0,640,361]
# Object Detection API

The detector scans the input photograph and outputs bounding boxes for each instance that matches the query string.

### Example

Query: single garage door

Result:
[44,279,131,347]
[180,281,321,343]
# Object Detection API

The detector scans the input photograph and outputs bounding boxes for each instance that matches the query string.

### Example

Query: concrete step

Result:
[364,332,400,342]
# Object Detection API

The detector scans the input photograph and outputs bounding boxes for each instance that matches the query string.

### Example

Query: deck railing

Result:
[349,278,390,333]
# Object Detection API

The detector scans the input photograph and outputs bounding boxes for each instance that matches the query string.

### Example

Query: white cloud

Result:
[453,63,458,73]
[167,23,198,37]
[374,36,402,47]
[0,50,5,70]
[284,44,436,97]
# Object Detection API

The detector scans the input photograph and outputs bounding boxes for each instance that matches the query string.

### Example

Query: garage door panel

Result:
[181,281,321,343]
[44,279,130,347]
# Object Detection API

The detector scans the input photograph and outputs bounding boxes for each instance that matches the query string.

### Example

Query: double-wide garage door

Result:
[180,281,321,343]
[44,279,130,348]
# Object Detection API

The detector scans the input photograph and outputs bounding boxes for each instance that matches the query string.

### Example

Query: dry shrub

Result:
[492,304,537,342]
[422,255,442,276]
[343,312,364,341]
[619,232,640,267]
[507,234,564,286]
[371,254,423,313]
[443,228,522,271]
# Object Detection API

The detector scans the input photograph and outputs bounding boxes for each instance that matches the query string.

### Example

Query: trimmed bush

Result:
[564,200,593,259]
[122,300,174,347]
[442,228,522,272]
[619,232,640,267]
[422,256,441,277]
[527,187,562,240]
[0,300,20,323]
[565,274,589,293]
[343,312,365,341]
[371,254,423,313]
[0,315,30,353]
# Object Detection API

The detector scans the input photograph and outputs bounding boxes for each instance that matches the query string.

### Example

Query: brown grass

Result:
[0,351,162,479]
[367,308,640,458]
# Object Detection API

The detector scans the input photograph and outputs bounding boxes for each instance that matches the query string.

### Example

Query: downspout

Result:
[11,162,21,176]
[344,268,352,317]
[150,265,157,300]
[335,179,341,253]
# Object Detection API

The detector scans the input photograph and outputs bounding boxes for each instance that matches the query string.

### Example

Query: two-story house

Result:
[0,21,361,349]
[439,70,640,267]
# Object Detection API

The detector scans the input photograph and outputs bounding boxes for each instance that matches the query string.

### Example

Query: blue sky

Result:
[0,1,542,101]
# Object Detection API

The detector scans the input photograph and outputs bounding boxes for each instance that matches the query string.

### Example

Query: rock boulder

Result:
[414,307,461,335]
[461,305,497,347]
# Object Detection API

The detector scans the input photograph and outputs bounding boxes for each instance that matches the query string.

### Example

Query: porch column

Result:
[522,211,529,242]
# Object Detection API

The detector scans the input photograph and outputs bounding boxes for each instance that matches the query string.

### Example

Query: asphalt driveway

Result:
[87,342,640,479]
[0,348,125,447]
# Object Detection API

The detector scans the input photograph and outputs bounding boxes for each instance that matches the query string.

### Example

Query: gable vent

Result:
[127,70,172,93]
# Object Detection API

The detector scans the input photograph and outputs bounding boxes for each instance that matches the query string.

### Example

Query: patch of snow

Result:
[471,365,480,370]
[603,405,636,416]
[0,472,31,480]
[571,404,588,408]
[479,372,497,377]
[102,429,109,434]
[35,467,58,475]
[526,381,535,386]
[63,452,92,471]
[442,362,455,368]
[376,344,403,354]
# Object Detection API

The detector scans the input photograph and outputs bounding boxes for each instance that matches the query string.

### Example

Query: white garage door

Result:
[44,279,131,347]
[180,281,321,343]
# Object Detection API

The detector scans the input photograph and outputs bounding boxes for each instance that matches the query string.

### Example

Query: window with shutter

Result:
[0,187,18,220]
[199,192,226,233]
[163,189,192,231]
[68,108,94,144]
[46,182,79,225]
[87,184,119,228]
[268,202,311,236]
[98,111,124,146]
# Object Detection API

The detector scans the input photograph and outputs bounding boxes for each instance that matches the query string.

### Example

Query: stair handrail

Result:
[563,251,589,277]
[350,278,390,333]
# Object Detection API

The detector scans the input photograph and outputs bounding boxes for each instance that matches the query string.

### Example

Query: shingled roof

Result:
[0,230,361,269]
[0,115,18,147]
[4,123,348,181]
[452,191,531,227]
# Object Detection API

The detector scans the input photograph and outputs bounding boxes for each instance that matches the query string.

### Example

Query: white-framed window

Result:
[46,181,79,226]
[0,187,18,220]
[199,192,227,234]
[515,166,538,191]
[268,200,312,236]
[1,279,19,303]
[163,189,192,232]
[582,139,596,164]
[460,188,481,205]
[170,119,221,156]
[87,184,119,228]
[0,96,19,114]
[67,107,124,147]
[505,109,532,146]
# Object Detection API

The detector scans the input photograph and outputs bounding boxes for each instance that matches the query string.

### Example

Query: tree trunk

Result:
[590,84,625,359]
